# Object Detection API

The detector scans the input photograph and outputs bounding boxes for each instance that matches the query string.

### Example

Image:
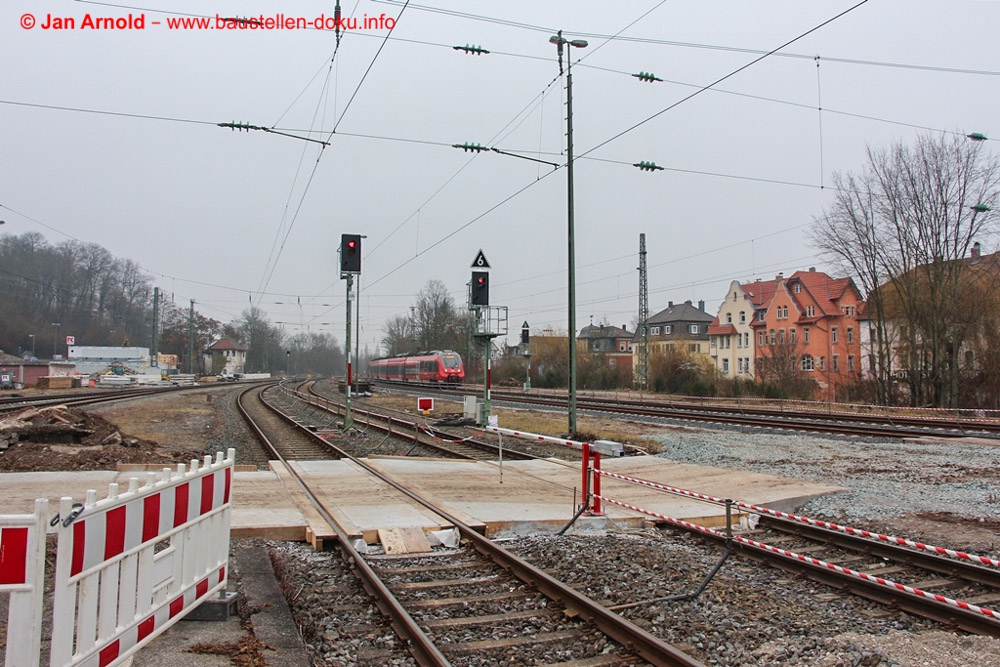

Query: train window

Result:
[441,354,460,368]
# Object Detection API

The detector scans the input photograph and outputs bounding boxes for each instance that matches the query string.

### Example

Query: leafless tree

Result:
[812,133,1000,407]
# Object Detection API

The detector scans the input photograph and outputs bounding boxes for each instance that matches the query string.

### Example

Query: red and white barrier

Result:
[593,467,1000,569]
[591,469,1000,624]
[1,498,49,667]
[49,449,234,667]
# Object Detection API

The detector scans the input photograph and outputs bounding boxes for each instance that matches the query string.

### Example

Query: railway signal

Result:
[471,271,489,306]
[341,234,362,273]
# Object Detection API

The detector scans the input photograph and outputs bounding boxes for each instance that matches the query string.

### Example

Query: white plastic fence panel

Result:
[49,449,234,667]
[1,498,49,667]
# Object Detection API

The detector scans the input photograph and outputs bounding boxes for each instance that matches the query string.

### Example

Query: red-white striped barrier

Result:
[594,493,1000,624]
[50,449,235,667]
[594,467,1000,569]
[0,498,48,667]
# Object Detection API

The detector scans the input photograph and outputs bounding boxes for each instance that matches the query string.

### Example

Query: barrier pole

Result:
[591,451,602,514]
[580,442,591,512]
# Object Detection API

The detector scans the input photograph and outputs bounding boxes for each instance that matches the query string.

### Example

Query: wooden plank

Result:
[378,527,431,555]
[270,461,346,549]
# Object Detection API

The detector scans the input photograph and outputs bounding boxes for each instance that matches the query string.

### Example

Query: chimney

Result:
[668,301,673,308]
[698,300,705,311]
[685,300,692,306]
[622,324,627,331]
[809,267,816,272]
[775,273,783,280]
[972,241,982,259]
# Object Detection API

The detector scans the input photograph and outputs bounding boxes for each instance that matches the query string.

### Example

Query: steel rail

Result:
[242,382,704,666]
[237,382,452,666]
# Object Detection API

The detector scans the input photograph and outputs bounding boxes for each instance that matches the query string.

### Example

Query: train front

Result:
[439,351,464,382]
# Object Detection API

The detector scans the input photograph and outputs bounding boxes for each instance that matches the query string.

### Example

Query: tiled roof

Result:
[206,338,246,351]
[578,324,630,339]
[707,324,737,335]
[647,301,714,325]
[739,279,780,309]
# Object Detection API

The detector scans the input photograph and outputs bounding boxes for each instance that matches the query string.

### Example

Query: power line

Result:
[578,0,873,160]
[372,0,1000,77]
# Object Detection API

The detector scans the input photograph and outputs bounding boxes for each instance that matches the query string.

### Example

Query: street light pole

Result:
[51,323,60,358]
[550,30,587,436]
[28,334,35,359]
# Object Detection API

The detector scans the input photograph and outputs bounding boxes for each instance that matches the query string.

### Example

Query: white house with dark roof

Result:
[203,338,247,376]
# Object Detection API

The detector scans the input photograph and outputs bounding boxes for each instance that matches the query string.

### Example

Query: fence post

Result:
[1,498,48,667]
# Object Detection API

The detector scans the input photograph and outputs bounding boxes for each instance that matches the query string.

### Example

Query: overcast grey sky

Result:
[3,0,999,353]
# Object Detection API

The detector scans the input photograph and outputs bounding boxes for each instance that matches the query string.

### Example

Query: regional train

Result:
[368,350,465,383]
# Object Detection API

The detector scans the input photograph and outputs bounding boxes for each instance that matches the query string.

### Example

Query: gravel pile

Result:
[651,428,1000,546]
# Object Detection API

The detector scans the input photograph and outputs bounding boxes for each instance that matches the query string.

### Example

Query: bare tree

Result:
[812,133,1000,407]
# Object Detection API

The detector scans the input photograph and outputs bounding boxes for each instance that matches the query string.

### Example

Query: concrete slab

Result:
[0,455,843,543]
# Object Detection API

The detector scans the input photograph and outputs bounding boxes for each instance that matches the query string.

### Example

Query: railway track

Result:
[648,495,1000,637]
[236,378,705,666]
[370,379,1000,440]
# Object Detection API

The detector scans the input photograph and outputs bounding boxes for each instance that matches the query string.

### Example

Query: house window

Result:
[744,333,750,347]
[806,305,815,317]
[619,343,626,352]
[722,358,729,373]
[833,355,840,371]
[739,311,746,323]
[803,327,810,344]
[651,326,660,335]
[848,355,855,371]
[711,336,717,348]
[794,283,801,294]
[758,331,764,346]
[688,324,699,334]
[689,343,699,353]
[789,328,796,344]
[847,327,854,343]
[801,354,814,371]
[758,310,766,321]
[609,357,617,367]
[832,327,839,343]
[725,335,731,349]
[770,329,776,345]
[820,356,826,370]
[665,325,672,334]
[726,313,732,324]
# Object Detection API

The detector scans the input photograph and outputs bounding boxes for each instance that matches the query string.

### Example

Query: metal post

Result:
[151,287,159,368]
[566,50,578,436]
[580,442,590,513]
[344,274,354,430]
[482,322,492,423]
[188,300,195,374]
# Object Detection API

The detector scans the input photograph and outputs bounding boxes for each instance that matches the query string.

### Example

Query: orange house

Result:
[750,268,864,400]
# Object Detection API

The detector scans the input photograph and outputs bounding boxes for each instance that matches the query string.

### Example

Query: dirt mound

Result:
[0,406,205,472]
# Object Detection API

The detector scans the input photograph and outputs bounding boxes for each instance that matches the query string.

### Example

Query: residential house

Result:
[707,280,772,378]
[577,323,633,375]
[633,300,714,374]
[751,268,864,399]
[203,338,247,376]
[862,243,1000,407]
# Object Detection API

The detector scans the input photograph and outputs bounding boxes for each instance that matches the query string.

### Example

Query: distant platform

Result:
[1,456,843,545]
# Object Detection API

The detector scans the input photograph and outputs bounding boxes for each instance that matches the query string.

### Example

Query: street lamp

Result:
[28,334,35,358]
[51,323,60,358]
[550,30,588,435]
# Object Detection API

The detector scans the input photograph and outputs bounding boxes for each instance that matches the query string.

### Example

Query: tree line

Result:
[0,232,345,376]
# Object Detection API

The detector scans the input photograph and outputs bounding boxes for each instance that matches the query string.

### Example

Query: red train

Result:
[368,350,465,383]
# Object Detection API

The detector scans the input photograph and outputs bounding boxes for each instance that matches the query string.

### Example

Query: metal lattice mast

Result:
[637,233,649,388]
